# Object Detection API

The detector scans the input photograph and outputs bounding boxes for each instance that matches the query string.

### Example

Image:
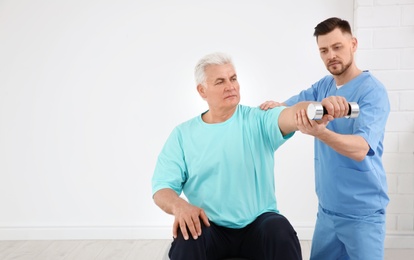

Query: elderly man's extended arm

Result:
[277,96,350,136]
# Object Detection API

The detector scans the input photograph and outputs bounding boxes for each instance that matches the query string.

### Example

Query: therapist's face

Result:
[317,28,357,76]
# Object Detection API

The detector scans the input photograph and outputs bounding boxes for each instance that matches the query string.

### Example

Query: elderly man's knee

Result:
[261,214,298,241]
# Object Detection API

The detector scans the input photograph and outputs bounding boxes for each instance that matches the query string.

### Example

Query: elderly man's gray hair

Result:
[194,52,234,86]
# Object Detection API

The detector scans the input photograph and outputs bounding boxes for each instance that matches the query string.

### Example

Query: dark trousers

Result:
[168,212,302,260]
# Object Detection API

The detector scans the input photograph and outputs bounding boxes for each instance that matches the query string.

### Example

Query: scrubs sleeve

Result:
[284,86,319,106]
[284,76,334,106]
[152,127,188,196]
[354,87,390,156]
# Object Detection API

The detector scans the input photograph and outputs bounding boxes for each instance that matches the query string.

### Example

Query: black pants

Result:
[168,212,302,260]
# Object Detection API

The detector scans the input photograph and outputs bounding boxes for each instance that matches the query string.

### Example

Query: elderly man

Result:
[152,52,348,260]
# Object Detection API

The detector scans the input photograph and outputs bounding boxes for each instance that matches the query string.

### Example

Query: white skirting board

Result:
[0,226,413,248]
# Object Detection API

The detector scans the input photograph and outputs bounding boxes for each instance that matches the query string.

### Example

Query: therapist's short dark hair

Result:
[314,17,353,39]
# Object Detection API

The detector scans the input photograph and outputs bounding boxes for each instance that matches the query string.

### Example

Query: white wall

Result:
[0,0,362,241]
[354,0,414,248]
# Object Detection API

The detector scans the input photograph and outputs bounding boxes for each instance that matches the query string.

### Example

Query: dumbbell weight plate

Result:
[307,103,325,120]
[345,102,360,119]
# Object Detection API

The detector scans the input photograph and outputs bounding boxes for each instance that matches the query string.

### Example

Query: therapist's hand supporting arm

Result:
[295,109,370,161]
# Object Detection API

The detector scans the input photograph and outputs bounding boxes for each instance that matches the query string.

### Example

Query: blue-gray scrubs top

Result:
[285,71,390,215]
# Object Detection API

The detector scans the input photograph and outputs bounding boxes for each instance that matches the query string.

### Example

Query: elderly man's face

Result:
[197,63,240,112]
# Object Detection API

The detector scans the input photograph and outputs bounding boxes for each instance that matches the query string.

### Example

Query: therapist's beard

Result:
[328,58,352,76]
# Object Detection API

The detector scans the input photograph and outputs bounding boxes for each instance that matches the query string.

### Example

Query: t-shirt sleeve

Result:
[152,127,188,196]
[262,106,295,151]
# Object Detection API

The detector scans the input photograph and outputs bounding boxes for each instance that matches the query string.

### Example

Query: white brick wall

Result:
[355,0,414,247]
[402,5,414,25]
[356,6,400,27]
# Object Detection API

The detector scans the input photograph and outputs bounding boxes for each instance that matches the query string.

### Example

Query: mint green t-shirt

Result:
[152,104,293,228]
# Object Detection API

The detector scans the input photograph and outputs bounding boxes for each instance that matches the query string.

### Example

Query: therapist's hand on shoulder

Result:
[259,100,285,111]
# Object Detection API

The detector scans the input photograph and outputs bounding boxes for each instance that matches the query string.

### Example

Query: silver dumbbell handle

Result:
[307,102,359,120]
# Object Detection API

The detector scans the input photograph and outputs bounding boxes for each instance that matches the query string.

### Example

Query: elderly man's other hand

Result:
[172,201,210,240]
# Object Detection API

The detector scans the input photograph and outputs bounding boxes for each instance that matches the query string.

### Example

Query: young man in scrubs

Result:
[261,17,390,259]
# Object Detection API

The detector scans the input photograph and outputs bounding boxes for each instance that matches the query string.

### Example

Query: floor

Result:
[0,239,412,259]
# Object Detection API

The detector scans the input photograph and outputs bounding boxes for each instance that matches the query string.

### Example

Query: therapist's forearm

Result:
[316,129,370,161]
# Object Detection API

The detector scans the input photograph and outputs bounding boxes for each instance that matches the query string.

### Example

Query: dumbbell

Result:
[307,102,359,120]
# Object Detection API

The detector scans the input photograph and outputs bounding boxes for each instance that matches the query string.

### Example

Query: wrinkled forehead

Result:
[205,63,236,80]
